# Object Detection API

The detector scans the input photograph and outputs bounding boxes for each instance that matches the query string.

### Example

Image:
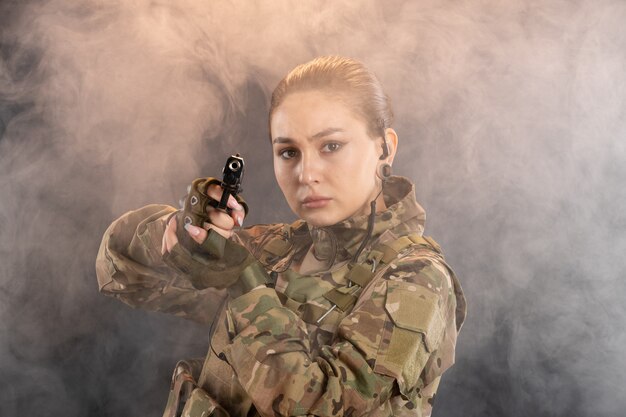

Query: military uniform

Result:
[95,176,466,417]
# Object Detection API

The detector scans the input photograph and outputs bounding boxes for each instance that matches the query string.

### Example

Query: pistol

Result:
[217,153,245,212]
[178,154,246,233]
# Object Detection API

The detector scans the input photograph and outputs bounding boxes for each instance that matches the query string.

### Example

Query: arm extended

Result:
[95,204,228,324]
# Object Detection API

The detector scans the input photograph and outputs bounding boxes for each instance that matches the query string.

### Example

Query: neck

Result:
[296,176,422,271]
[351,184,386,219]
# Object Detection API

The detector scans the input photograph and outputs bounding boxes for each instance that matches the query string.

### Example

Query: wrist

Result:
[227,261,270,299]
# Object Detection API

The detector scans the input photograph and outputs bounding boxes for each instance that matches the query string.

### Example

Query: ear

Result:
[383,128,399,164]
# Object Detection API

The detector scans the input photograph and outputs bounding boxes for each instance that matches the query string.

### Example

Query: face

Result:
[271,91,385,227]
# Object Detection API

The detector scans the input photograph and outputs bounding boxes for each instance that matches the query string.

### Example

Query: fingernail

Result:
[184,224,200,236]
[237,216,243,227]
[228,195,244,211]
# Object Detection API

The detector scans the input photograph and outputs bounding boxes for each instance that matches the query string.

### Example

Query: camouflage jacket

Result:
[96,176,466,417]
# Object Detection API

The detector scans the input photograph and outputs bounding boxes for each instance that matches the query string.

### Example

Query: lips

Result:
[301,195,332,209]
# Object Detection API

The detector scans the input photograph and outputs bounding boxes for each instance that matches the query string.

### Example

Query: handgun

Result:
[217,153,245,213]
[178,154,246,232]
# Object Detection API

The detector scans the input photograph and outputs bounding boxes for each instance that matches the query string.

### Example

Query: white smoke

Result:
[1,0,625,415]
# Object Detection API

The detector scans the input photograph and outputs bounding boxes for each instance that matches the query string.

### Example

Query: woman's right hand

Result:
[161,184,246,255]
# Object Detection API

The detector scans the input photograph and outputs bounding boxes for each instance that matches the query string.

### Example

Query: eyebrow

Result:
[272,127,345,144]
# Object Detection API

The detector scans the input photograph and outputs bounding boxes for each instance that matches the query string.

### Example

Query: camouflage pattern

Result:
[96,175,466,417]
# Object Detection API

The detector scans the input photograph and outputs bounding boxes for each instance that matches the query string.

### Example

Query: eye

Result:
[321,142,343,153]
[278,148,298,160]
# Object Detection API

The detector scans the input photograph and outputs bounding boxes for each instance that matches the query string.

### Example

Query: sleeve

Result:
[221,252,460,416]
[95,204,226,324]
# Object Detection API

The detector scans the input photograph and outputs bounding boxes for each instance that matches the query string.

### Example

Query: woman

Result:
[96,56,466,417]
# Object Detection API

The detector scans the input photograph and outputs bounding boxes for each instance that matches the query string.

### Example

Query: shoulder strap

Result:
[321,234,441,316]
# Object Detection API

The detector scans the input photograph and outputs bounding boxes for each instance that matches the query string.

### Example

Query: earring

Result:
[377,163,392,180]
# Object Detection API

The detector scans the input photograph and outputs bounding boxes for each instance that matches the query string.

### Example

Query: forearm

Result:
[96,204,174,294]
[95,204,227,323]
[223,288,394,416]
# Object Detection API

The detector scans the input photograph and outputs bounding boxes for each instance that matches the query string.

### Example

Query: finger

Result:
[226,194,244,211]
[206,184,224,202]
[161,216,170,254]
[163,215,179,253]
[168,214,177,230]
[203,184,244,227]
[207,223,234,239]
[206,184,244,213]
[185,222,233,242]
[208,209,236,231]
[227,196,245,227]
[201,222,234,239]
[184,223,208,244]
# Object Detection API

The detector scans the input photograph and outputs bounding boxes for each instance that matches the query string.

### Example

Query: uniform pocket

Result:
[374,280,445,396]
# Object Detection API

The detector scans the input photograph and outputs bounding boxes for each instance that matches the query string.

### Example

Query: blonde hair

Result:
[269,56,394,138]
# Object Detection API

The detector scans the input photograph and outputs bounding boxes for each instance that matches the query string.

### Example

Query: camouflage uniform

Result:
[96,176,466,417]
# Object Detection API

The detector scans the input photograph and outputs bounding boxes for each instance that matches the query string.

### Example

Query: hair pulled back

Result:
[269,56,394,138]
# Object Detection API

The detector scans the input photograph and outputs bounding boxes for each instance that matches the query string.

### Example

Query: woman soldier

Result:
[96,56,466,417]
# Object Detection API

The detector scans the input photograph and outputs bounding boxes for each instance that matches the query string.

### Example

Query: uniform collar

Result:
[304,176,426,266]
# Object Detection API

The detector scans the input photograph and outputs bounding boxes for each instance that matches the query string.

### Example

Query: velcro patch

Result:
[384,280,444,353]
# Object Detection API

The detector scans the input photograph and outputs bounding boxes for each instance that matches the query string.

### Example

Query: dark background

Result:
[1,0,625,416]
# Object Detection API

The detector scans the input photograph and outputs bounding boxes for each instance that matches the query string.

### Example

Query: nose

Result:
[298,151,321,185]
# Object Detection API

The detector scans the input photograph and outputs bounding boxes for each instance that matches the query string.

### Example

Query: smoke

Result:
[1,0,625,416]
